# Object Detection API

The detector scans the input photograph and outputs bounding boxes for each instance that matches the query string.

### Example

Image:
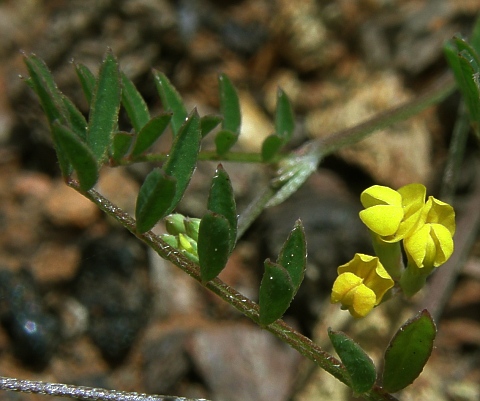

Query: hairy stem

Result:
[71,183,397,401]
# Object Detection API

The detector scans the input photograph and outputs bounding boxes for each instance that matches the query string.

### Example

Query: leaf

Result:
[444,40,480,133]
[135,168,177,233]
[121,72,151,133]
[382,310,436,393]
[328,328,376,394]
[62,96,87,141]
[162,109,202,214]
[277,220,306,293]
[87,49,121,163]
[23,54,68,127]
[52,122,98,191]
[261,134,284,162]
[452,36,480,70]
[215,129,238,155]
[259,259,294,326]
[24,54,71,175]
[219,74,241,134]
[153,70,187,136]
[207,164,237,251]
[130,113,172,157]
[200,114,222,137]
[471,16,480,56]
[198,211,232,282]
[74,63,96,105]
[275,88,295,141]
[111,131,134,162]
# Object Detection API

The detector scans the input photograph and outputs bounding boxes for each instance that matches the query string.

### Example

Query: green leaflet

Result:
[52,122,98,191]
[130,113,172,157]
[135,168,177,233]
[261,134,283,162]
[198,211,232,282]
[162,109,202,215]
[74,63,96,106]
[207,164,237,252]
[219,73,241,134]
[277,220,306,294]
[275,88,295,141]
[200,114,222,138]
[111,131,134,163]
[87,49,121,163]
[153,70,188,137]
[328,328,376,394]
[121,72,151,133]
[382,310,436,393]
[259,260,294,326]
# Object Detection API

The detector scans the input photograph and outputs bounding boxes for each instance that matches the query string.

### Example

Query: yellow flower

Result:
[403,197,455,271]
[359,184,426,242]
[331,254,394,318]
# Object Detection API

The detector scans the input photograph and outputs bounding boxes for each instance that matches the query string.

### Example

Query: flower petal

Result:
[360,185,402,208]
[430,224,454,266]
[351,285,376,318]
[331,272,362,304]
[426,197,456,236]
[359,205,403,236]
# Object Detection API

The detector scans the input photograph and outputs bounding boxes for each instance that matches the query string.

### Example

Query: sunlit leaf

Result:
[130,113,172,157]
[259,259,294,326]
[382,310,436,393]
[328,328,376,394]
[153,70,187,136]
[277,220,306,293]
[87,49,121,163]
[135,168,177,233]
[52,122,98,191]
[121,72,150,133]
[207,164,237,251]
[219,73,241,134]
[198,211,231,282]
[162,109,202,214]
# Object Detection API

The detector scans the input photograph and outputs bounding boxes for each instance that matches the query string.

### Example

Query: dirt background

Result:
[0,1,480,400]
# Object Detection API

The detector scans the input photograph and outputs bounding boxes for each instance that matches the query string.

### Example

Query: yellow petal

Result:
[404,225,430,268]
[431,224,454,266]
[360,185,402,208]
[426,197,456,236]
[350,285,376,318]
[359,205,403,236]
[331,272,362,304]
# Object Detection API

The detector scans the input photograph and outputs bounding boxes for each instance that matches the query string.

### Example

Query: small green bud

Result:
[165,213,187,235]
[184,217,201,242]
[160,234,179,248]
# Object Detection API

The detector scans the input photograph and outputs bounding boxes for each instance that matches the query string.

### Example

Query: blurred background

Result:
[0,1,479,400]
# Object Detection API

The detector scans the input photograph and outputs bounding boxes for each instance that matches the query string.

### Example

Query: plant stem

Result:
[73,183,397,401]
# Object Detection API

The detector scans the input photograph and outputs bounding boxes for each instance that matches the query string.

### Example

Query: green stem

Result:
[74,183,397,401]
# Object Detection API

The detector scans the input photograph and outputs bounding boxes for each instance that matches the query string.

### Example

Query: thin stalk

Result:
[236,73,456,237]
[440,102,470,204]
[0,377,207,401]
[72,183,397,401]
